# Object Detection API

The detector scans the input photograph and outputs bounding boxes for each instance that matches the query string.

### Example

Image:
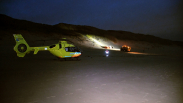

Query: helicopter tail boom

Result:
[13,34,51,57]
[32,46,50,54]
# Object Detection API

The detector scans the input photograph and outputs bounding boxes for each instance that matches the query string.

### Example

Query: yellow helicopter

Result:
[13,34,81,60]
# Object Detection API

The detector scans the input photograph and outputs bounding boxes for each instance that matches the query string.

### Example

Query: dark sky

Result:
[1,0,183,41]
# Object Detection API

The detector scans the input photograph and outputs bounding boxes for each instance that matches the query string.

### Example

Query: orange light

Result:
[72,53,81,57]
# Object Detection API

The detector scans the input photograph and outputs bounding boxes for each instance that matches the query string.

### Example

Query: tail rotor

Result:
[17,44,27,53]
[13,34,30,57]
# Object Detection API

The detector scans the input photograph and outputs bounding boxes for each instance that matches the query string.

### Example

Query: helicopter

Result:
[13,34,82,60]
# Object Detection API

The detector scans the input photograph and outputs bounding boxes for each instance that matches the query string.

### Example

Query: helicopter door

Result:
[59,44,62,49]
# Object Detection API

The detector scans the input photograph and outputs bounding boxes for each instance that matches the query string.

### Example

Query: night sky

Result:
[1,0,183,41]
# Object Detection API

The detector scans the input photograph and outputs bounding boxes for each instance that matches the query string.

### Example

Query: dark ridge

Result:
[0,14,68,35]
[0,14,183,46]
[54,23,175,45]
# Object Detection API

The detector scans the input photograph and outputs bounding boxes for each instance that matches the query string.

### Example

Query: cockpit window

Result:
[65,47,80,52]
[50,45,56,48]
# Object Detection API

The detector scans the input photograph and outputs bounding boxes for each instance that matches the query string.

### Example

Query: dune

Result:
[0,14,183,103]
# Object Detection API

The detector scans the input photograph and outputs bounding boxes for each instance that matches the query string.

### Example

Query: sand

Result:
[0,35,183,103]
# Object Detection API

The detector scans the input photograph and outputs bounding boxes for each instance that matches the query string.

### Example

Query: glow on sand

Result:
[89,36,152,54]
[128,52,148,55]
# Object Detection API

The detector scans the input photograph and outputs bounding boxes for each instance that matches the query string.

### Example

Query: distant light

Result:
[105,50,109,54]
[112,49,120,51]
[45,48,47,50]
[105,50,109,57]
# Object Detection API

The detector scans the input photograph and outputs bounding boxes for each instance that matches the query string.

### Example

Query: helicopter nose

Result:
[76,52,81,54]
[72,52,81,57]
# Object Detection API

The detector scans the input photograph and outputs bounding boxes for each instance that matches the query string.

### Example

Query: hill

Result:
[0,14,183,47]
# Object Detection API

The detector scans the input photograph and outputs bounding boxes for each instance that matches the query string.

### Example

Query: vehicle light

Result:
[105,50,109,54]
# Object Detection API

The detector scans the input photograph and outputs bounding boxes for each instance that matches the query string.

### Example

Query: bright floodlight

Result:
[90,37,103,46]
